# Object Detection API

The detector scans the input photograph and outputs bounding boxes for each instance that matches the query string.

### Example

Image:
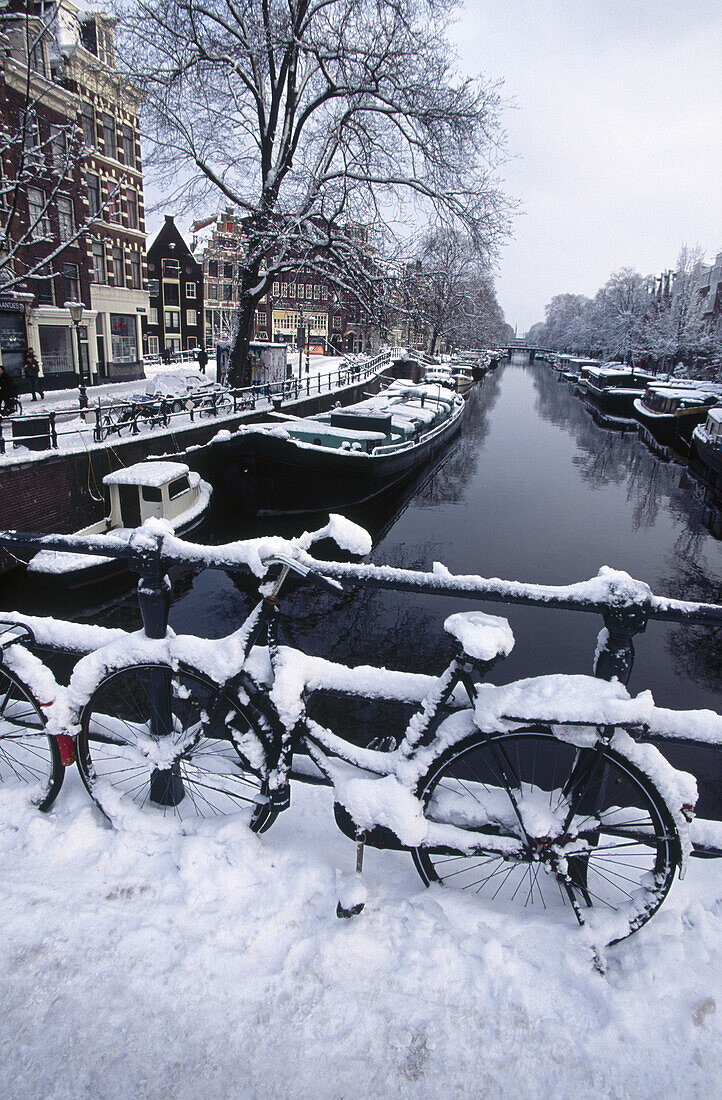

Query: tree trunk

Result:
[228,260,263,388]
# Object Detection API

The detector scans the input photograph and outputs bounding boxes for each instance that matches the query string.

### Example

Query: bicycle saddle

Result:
[444,611,515,662]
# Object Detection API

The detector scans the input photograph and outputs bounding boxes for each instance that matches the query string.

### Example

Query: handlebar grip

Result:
[305,570,343,594]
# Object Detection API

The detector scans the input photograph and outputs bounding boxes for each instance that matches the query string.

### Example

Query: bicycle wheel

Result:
[76,662,275,831]
[412,727,679,943]
[0,661,63,811]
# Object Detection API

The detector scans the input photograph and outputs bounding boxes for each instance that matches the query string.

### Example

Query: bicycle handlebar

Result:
[264,553,344,594]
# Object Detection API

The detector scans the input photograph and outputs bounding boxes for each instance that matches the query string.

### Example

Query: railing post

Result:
[49,410,57,449]
[0,421,4,455]
[593,603,649,685]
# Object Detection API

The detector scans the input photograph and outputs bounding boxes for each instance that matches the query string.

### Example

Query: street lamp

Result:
[65,300,87,410]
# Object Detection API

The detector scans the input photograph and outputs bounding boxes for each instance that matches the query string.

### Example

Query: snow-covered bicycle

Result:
[60,517,696,946]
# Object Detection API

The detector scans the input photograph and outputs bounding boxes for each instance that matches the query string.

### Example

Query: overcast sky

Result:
[450,0,722,332]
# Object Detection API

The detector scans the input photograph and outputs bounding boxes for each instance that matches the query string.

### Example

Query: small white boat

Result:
[423,364,456,390]
[28,461,211,589]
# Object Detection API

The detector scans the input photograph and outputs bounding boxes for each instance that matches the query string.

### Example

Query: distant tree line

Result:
[528,246,722,377]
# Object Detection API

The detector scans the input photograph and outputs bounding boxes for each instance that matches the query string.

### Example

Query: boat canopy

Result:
[103,461,191,488]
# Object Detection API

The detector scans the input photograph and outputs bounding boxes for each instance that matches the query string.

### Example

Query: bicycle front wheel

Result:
[412,727,679,943]
[0,662,63,811]
[77,662,275,830]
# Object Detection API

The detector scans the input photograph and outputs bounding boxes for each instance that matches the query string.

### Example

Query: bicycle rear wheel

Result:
[77,662,275,830]
[412,727,679,943]
[0,661,63,811]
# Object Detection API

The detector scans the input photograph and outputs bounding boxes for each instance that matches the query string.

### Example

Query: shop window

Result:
[38,326,73,374]
[110,314,137,362]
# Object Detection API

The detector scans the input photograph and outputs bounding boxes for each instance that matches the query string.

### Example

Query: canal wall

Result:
[0,371,390,576]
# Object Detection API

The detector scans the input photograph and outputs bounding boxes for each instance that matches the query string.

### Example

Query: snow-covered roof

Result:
[103,461,190,487]
[706,407,722,425]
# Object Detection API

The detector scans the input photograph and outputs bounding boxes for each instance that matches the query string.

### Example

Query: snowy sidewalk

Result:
[0,771,720,1098]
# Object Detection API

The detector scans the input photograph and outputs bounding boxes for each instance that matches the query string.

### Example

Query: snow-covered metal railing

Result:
[0,356,386,456]
[2,524,722,856]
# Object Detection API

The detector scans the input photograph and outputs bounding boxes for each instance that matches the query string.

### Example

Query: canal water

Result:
[4,357,722,814]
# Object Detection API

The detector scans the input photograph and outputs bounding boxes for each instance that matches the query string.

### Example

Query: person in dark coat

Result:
[23,348,44,400]
[0,364,16,414]
[197,347,208,375]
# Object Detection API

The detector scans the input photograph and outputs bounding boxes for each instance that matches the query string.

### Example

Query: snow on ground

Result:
[0,771,720,1099]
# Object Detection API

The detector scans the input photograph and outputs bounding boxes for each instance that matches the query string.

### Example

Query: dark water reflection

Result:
[3,359,722,815]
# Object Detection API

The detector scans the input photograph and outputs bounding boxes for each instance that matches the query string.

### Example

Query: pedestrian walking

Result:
[23,349,44,400]
[197,347,208,375]
[0,364,16,414]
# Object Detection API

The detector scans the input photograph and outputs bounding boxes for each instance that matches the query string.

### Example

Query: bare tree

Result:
[116,0,510,384]
[396,227,505,353]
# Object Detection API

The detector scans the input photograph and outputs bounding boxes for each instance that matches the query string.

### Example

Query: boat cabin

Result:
[586,365,655,391]
[702,407,722,443]
[103,461,202,528]
[641,383,721,416]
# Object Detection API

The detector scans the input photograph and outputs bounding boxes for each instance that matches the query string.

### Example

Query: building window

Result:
[129,252,141,289]
[162,258,179,277]
[27,187,49,239]
[126,189,138,230]
[122,124,134,167]
[97,24,114,67]
[92,240,107,284]
[149,307,158,324]
[38,326,73,374]
[185,282,196,299]
[186,308,197,326]
[62,263,80,302]
[112,245,124,286]
[281,283,287,297]
[187,336,197,349]
[23,114,40,151]
[148,335,159,355]
[207,260,218,277]
[87,173,101,217]
[80,104,95,148]
[34,264,54,305]
[164,282,180,306]
[164,310,180,331]
[224,262,234,280]
[107,189,121,223]
[207,282,218,299]
[314,285,321,299]
[148,278,160,295]
[57,196,74,242]
[50,125,68,170]
[102,113,116,159]
[322,285,329,298]
[223,284,233,301]
[272,282,279,295]
[110,314,137,362]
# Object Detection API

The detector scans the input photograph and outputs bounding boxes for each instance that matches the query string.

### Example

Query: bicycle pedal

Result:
[336,900,365,919]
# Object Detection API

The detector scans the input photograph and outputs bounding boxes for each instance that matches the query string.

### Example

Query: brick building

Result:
[0,1,148,390]
[144,216,204,357]
[192,209,377,355]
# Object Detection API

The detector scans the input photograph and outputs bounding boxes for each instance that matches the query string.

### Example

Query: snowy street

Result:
[0,770,720,1098]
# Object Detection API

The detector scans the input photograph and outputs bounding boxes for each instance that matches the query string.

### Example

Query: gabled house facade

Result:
[144,216,204,357]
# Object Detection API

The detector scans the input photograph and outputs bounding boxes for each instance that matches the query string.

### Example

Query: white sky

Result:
[450,0,722,332]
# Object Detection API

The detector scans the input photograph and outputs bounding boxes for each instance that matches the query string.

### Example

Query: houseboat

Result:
[448,361,476,396]
[27,461,212,588]
[633,381,722,455]
[212,382,466,515]
[689,408,722,494]
[583,364,656,425]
